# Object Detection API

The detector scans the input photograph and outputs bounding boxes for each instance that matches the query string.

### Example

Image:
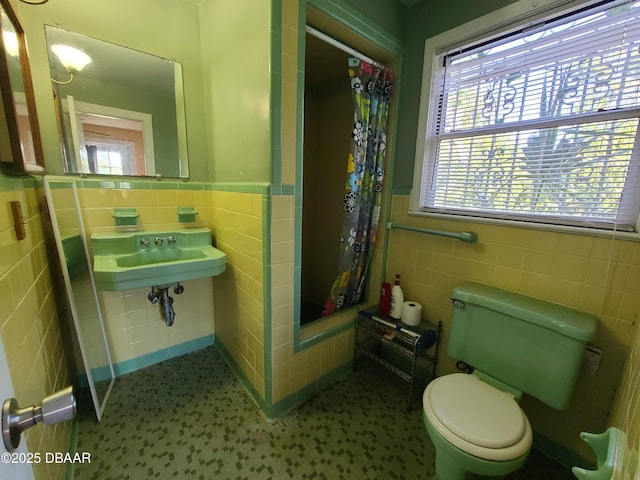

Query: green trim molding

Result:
[111,334,214,377]
[209,183,271,194]
[299,316,356,350]
[308,0,405,56]
[0,174,38,190]
[533,432,593,471]
[43,175,272,194]
[262,193,273,405]
[216,340,352,419]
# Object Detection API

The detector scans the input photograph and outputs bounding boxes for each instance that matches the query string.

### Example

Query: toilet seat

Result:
[423,373,533,461]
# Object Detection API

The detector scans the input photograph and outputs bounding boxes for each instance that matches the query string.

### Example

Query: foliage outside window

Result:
[418,0,640,231]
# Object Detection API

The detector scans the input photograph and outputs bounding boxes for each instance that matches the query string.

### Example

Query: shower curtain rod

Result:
[305,25,384,68]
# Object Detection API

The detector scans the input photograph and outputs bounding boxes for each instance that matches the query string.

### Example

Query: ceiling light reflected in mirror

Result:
[51,44,92,72]
[2,30,18,56]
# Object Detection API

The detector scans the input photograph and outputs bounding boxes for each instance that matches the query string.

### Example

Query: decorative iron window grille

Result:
[419,0,640,231]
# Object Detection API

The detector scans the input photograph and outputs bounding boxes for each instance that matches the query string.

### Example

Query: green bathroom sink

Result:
[91,228,226,291]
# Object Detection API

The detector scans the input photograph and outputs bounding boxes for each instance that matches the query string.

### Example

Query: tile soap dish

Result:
[113,208,139,230]
[178,206,199,223]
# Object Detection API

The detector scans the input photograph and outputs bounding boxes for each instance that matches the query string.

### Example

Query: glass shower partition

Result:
[44,177,114,421]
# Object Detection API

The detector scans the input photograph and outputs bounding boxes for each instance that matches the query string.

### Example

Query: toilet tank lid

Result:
[452,282,598,342]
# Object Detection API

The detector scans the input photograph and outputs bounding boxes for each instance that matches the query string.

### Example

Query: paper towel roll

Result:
[401,301,422,326]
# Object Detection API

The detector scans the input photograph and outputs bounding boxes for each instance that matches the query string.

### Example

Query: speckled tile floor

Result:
[73,346,575,479]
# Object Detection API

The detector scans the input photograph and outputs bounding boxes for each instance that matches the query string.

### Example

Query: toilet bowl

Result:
[422,373,532,479]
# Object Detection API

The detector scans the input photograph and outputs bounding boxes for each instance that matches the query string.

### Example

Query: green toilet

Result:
[423,282,598,480]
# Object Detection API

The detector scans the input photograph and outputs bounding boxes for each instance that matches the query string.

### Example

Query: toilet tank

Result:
[448,282,597,410]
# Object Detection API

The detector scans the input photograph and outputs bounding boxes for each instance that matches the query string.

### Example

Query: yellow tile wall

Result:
[75,186,214,365]
[610,319,640,457]
[269,196,356,403]
[268,0,391,405]
[98,279,214,365]
[0,185,71,480]
[77,186,211,235]
[388,194,640,459]
[210,190,265,398]
[271,191,384,404]
[270,0,356,403]
[269,193,385,404]
[48,188,81,237]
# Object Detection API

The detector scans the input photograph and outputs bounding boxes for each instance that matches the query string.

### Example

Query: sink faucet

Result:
[154,237,165,246]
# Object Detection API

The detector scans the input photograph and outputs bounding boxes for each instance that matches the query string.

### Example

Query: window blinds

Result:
[421,0,640,231]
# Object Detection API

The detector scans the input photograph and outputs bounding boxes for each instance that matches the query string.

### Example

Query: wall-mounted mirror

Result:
[0,0,44,173]
[44,177,114,421]
[45,25,189,178]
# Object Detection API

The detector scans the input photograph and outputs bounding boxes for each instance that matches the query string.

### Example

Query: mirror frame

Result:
[0,0,44,174]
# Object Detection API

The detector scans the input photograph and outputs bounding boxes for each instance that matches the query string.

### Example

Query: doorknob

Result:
[2,386,76,452]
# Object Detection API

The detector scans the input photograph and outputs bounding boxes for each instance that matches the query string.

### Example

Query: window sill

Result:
[407,210,640,242]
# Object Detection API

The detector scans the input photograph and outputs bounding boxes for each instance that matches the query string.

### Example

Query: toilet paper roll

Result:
[401,301,422,326]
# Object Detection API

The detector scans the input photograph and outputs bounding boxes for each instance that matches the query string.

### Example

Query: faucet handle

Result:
[139,238,150,247]
[167,236,177,245]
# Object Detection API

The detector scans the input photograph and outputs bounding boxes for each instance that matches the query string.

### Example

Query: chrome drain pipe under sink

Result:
[148,283,184,326]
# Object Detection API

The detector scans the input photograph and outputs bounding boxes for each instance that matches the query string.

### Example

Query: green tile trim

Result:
[292,0,307,352]
[77,180,117,189]
[265,360,352,418]
[533,432,593,471]
[70,177,270,194]
[308,0,405,56]
[151,182,178,190]
[270,184,295,196]
[78,179,161,189]
[281,184,295,195]
[209,182,271,194]
[299,316,356,350]
[178,182,208,190]
[215,340,269,412]
[217,336,352,419]
[262,194,273,404]
[0,174,37,190]
[112,334,214,377]
[46,180,75,189]
[75,178,209,190]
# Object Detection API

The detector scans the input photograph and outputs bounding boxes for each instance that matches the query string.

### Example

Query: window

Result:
[86,141,136,176]
[417,0,640,231]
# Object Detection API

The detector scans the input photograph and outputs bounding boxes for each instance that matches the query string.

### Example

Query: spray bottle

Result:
[389,274,404,320]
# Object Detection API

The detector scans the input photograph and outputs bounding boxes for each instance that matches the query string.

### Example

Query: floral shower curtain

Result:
[321,58,393,316]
